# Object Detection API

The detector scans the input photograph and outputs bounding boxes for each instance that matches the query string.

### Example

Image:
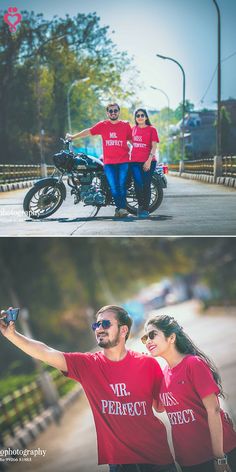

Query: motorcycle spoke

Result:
[27,187,61,216]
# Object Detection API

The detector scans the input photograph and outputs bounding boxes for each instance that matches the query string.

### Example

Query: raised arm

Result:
[0,318,67,372]
[66,128,91,140]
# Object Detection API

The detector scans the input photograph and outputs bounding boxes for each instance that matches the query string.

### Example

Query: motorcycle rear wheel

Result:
[23,181,65,219]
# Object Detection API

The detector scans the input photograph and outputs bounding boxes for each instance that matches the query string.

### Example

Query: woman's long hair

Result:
[145,315,224,397]
[134,108,152,126]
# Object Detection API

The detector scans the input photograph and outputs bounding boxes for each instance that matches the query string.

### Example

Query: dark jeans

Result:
[109,464,177,472]
[104,163,129,210]
[181,447,236,472]
[130,161,156,211]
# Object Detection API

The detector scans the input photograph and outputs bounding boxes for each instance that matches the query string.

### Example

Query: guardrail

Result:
[0,370,77,449]
[222,156,236,178]
[0,164,55,184]
[169,156,236,185]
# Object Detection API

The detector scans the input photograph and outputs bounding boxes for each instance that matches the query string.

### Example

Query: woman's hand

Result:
[143,158,152,172]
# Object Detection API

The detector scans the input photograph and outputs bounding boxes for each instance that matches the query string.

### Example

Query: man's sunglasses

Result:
[136,113,145,118]
[91,319,112,331]
[108,108,119,114]
[141,330,158,344]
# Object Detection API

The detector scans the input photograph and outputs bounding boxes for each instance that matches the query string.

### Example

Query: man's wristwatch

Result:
[214,454,228,465]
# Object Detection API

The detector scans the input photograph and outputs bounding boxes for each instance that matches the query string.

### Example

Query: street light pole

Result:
[150,85,170,162]
[67,77,90,133]
[156,54,186,161]
[212,0,221,156]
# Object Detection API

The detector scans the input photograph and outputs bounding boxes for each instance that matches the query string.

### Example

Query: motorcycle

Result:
[23,139,167,220]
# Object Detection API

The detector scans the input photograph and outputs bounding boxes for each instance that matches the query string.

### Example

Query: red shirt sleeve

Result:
[90,121,105,136]
[186,356,220,399]
[62,352,90,382]
[149,358,164,398]
[151,126,159,143]
[126,123,132,141]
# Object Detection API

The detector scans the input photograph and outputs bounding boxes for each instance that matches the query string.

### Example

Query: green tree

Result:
[0,10,139,163]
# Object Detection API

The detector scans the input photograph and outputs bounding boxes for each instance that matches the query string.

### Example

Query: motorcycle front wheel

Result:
[126,174,164,216]
[23,181,65,219]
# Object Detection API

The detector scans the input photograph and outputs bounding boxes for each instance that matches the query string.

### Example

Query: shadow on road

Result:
[25,215,173,224]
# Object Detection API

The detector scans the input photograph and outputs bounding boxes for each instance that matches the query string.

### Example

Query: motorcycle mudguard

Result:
[153,172,167,189]
[161,175,167,188]
[34,178,67,200]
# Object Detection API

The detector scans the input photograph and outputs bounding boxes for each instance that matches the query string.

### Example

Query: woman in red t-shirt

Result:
[141,315,236,472]
[130,109,159,218]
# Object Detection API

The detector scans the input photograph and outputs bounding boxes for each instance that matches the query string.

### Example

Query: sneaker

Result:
[114,208,120,217]
[118,208,129,217]
[138,210,150,218]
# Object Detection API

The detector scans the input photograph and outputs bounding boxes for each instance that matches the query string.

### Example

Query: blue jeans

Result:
[131,161,156,211]
[104,163,129,210]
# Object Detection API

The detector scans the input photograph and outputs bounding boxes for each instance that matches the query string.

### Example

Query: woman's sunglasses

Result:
[136,113,145,118]
[91,319,112,331]
[141,330,158,344]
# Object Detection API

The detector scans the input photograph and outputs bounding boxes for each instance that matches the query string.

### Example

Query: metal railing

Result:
[169,156,236,179]
[0,165,55,184]
[222,156,236,178]
[0,371,75,448]
[169,159,214,175]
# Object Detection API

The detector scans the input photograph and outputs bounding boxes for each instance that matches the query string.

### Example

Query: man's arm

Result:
[66,128,91,140]
[0,319,67,372]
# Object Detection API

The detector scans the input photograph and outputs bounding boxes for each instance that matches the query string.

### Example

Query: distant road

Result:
[0,176,236,236]
[8,300,236,472]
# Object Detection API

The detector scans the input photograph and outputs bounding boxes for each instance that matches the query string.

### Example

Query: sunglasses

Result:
[136,113,145,118]
[141,330,158,344]
[91,319,112,331]
[108,108,119,114]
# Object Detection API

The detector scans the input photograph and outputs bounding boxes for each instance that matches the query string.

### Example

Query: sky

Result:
[1,0,236,111]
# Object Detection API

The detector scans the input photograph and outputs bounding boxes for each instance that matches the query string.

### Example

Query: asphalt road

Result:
[0,176,236,236]
[7,300,236,472]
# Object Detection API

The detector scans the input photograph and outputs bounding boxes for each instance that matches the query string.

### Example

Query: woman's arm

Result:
[202,393,231,471]
[143,141,158,171]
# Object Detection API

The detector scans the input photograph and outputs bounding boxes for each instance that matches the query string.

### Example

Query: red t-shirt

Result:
[90,120,132,164]
[159,355,236,466]
[131,126,159,162]
[62,350,173,465]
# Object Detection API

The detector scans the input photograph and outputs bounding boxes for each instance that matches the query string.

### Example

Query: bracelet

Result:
[214,454,228,465]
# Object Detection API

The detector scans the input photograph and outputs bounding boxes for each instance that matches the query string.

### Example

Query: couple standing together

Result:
[1,305,236,472]
[66,103,159,218]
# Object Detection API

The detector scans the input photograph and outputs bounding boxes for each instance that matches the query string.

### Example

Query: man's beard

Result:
[97,331,120,348]
[110,115,119,121]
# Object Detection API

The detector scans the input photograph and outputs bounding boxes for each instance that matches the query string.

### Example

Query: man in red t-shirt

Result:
[0,305,176,472]
[66,104,132,218]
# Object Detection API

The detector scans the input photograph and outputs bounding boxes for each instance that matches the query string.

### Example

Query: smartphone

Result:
[2,308,20,324]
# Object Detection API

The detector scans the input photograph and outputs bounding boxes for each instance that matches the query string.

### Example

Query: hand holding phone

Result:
[0,308,20,324]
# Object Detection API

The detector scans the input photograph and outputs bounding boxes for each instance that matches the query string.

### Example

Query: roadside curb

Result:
[2,386,82,453]
[0,181,36,192]
[169,171,236,188]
